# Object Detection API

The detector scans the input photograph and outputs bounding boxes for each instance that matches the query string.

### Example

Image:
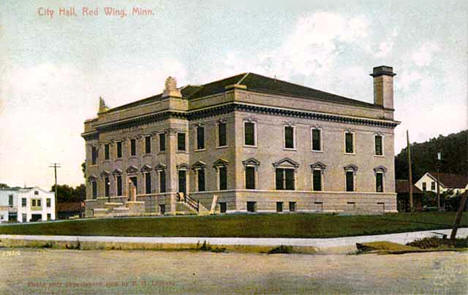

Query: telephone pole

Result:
[437,152,441,211]
[49,163,61,218]
[406,131,414,212]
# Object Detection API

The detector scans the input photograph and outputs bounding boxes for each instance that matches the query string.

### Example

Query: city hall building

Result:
[82,66,399,217]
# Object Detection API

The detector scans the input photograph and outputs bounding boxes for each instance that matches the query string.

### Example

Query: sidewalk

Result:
[1,228,466,249]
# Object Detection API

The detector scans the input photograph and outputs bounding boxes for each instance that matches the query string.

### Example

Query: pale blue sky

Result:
[0,0,466,189]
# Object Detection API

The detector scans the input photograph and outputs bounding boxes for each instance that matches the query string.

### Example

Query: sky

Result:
[0,0,467,189]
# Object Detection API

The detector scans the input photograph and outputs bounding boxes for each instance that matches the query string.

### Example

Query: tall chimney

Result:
[370,66,396,109]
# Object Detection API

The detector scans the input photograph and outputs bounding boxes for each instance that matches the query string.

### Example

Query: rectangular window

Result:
[312,129,321,151]
[375,135,383,155]
[346,171,354,192]
[37,199,41,207]
[313,170,322,191]
[276,202,283,213]
[197,169,205,192]
[8,194,13,207]
[159,204,166,215]
[345,132,354,153]
[22,198,27,207]
[91,146,97,165]
[116,142,122,158]
[245,166,256,189]
[92,181,97,199]
[116,175,122,196]
[46,198,51,207]
[104,144,110,160]
[47,213,51,220]
[289,202,296,212]
[178,170,186,194]
[244,122,255,146]
[145,172,151,194]
[431,181,435,190]
[219,166,227,190]
[130,177,138,192]
[276,168,295,190]
[376,172,384,192]
[145,136,151,154]
[422,182,427,191]
[218,122,227,147]
[247,201,256,212]
[130,139,136,156]
[177,133,186,151]
[219,202,227,213]
[284,126,295,149]
[159,133,166,152]
[31,199,36,207]
[105,177,110,197]
[159,171,166,193]
[197,126,205,150]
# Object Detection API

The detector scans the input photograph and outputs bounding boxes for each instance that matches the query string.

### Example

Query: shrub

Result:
[268,245,292,254]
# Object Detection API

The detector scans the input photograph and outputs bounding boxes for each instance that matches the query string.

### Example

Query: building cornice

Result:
[81,102,399,137]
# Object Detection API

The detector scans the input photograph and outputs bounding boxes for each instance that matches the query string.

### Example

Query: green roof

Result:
[107,72,379,113]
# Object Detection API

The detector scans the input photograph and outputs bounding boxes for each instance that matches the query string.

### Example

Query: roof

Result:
[425,172,468,189]
[57,202,84,212]
[396,179,423,194]
[106,72,380,113]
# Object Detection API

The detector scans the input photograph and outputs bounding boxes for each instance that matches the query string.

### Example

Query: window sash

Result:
[219,167,227,190]
[145,173,151,194]
[197,169,205,192]
[117,176,122,196]
[104,144,110,160]
[345,133,354,153]
[130,139,136,156]
[218,122,227,146]
[105,177,110,197]
[376,173,383,192]
[197,126,205,150]
[145,136,151,154]
[375,135,383,155]
[313,170,322,191]
[46,199,51,207]
[284,126,294,149]
[159,134,166,152]
[177,133,186,151]
[244,122,255,146]
[346,171,354,192]
[312,129,321,151]
[159,171,166,193]
[91,147,97,164]
[276,168,295,190]
[117,142,122,158]
[22,198,27,207]
[92,181,97,198]
[245,166,256,189]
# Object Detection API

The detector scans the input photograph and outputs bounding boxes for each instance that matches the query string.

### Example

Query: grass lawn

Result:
[0,212,466,238]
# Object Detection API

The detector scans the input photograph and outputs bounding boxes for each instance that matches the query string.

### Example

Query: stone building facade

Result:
[82,66,399,217]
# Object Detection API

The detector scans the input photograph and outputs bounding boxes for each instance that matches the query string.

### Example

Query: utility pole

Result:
[437,152,441,211]
[49,163,61,218]
[406,130,414,212]
[450,192,467,241]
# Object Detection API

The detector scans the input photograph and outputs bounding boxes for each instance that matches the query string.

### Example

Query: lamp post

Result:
[437,152,441,211]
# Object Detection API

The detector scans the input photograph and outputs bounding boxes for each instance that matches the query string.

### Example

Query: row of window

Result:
[19,198,52,208]
[422,181,437,191]
[91,167,385,198]
[90,123,384,165]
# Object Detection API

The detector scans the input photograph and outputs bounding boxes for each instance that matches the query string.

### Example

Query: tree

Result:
[0,183,9,189]
[51,184,86,202]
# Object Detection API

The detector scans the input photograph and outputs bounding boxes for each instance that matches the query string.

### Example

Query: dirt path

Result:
[0,249,466,294]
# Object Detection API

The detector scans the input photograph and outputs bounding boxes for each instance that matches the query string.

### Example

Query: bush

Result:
[407,236,468,249]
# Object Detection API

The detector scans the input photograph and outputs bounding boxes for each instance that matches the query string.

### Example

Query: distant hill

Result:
[395,130,468,181]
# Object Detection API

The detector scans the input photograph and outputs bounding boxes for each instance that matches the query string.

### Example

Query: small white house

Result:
[0,187,55,222]
[414,172,468,196]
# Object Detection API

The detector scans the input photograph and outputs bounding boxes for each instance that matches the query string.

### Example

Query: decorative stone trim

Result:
[126,165,138,174]
[213,158,229,167]
[87,175,97,182]
[373,165,387,174]
[176,163,190,170]
[100,170,110,177]
[344,164,358,173]
[310,161,327,170]
[154,163,167,171]
[140,164,152,172]
[273,157,299,168]
[112,169,122,175]
[242,158,261,167]
[191,161,206,170]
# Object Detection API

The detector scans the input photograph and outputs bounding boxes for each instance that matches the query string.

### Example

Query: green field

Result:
[0,212,466,238]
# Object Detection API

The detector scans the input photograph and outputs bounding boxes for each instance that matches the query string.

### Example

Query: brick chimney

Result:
[370,66,396,109]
